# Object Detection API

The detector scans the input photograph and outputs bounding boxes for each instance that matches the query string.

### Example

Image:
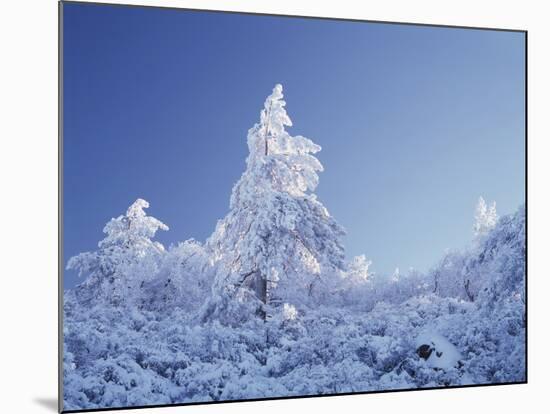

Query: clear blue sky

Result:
[62,2,525,289]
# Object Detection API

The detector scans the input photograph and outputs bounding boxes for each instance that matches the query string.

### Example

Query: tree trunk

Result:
[464,278,474,301]
[257,275,267,320]
[245,271,268,320]
[264,101,273,156]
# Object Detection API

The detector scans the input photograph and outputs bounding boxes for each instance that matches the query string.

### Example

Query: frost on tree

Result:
[62,204,525,410]
[473,196,498,238]
[346,255,372,284]
[431,197,519,303]
[337,255,373,306]
[142,239,213,312]
[204,84,346,322]
[66,198,169,307]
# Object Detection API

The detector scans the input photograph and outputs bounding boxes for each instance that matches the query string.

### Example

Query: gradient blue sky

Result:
[62,2,525,289]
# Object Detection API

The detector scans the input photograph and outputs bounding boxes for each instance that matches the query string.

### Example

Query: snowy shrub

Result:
[140,239,213,313]
[64,204,525,409]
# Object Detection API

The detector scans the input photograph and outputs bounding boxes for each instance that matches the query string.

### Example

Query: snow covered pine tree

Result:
[203,84,346,323]
[474,196,498,238]
[66,199,169,307]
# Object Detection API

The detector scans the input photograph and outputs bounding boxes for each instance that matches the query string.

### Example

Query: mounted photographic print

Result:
[59,1,527,412]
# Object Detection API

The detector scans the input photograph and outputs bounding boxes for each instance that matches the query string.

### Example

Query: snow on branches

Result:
[67,198,169,307]
[206,84,345,320]
[474,196,498,238]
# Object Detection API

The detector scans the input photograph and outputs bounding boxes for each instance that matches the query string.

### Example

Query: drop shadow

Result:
[33,397,58,412]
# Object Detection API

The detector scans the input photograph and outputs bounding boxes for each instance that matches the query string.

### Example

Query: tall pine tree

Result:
[204,84,345,322]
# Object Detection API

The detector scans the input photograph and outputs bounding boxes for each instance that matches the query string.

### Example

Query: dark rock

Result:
[417,344,433,360]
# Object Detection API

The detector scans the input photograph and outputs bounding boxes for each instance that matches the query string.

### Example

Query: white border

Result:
[1,1,547,413]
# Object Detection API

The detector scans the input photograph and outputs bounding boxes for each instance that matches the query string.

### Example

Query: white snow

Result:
[415,331,462,370]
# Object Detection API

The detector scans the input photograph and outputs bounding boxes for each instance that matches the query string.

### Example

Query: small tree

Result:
[347,255,372,284]
[205,84,346,321]
[67,198,169,307]
[432,249,468,299]
[142,239,212,313]
[337,255,373,307]
[474,196,498,238]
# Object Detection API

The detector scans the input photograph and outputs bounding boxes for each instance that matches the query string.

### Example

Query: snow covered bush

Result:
[140,239,213,313]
